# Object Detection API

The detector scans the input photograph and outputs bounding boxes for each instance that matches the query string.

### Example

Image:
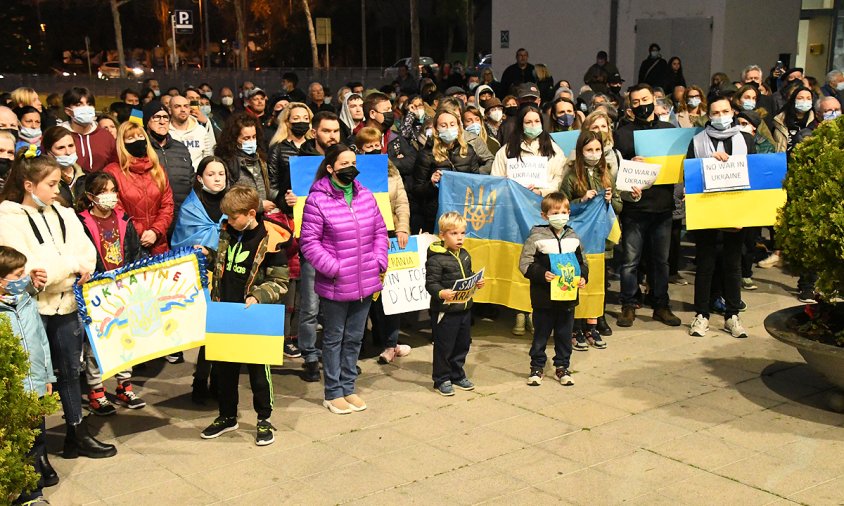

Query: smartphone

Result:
[775,60,784,72]
[190,100,200,112]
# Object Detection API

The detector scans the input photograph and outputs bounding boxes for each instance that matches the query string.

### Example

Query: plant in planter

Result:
[0,314,58,503]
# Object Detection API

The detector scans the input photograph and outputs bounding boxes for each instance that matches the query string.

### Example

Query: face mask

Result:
[488,109,504,122]
[425,128,433,139]
[240,139,257,155]
[555,114,575,128]
[3,275,31,296]
[687,97,701,108]
[710,114,734,130]
[438,127,459,143]
[0,158,11,179]
[201,181,224,194]
[200,105,212,116]
[153,89,161,97]
[650,50,659,59]
[148,129,167,143]
[503,106,518,118]
[823,110,841,121]
[740,125,755,135]
[836,82,844,91]
[795,100,813,113]
[55,153,78,167]
[468,82,479,91]
[73,105,96,125]
[204,91,213,99]
[221,96,234,107]
[234,218,254,232]
[632,103,654,121]
[658,114,670,122]
[95,192,119,210]
[548,213,569,230]
[524,125,543,139]
[20,127,41,139]
[30,192,48,209]
[363,149,380,155]
[465,123,482,135]
[583,152,602,164]
[741,100,756,111]
[125,138,148,158]
[380,111,395,130]
[290,121,311,138]
[415,109,426,123]
[334,166,360,185]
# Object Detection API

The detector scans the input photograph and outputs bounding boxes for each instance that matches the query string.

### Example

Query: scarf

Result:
[128,156,154,174]
[692,125,747,158]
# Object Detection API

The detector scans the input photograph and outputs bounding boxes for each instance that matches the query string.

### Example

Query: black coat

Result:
[425,242,475,314]
[267,138,319,215]
[151,135,194,225]
[638,57,671,92]
[413,140,480,232]
[613,117,675,215]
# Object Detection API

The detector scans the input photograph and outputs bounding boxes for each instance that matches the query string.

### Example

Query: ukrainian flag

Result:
[438,172,545,312]
[683,153,787,230]
[634,128,700,184]
[205,301,285,365]
[129,107,144,126]
[289,154,394,236]
[568,198,621,318]
[550,130,580,158]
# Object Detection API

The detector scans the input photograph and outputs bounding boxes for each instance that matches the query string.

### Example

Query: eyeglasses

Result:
[151,114,170,122]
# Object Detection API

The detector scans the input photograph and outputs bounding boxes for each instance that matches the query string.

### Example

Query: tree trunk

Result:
[302,0,319,68]
[410,0,419,79]
[233,0,248,69]
[111,0,127,78]
[153,0,169,70]
[361,0,367,67]
[466,0,474,68]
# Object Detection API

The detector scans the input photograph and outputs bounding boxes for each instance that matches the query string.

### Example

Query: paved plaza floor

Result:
[43,264,844,505]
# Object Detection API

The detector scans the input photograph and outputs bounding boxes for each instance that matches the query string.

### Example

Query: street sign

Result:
[175,9,194,35]
[316,17,332,45]
[500,30,509,49]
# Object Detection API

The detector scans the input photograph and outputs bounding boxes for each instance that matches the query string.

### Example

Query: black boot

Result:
[596,316,613,336]
[302,361,321,382]
[37,451,59,487]
[63,417,117,459]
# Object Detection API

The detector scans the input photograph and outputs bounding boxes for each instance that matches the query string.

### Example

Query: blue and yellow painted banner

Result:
[568,198,621,318]
[683,153,787,230]
[550,130,580,158]
[289,154,394,236]
[438,171,545,312]
[205,301,285,365]
[634,128,700,185]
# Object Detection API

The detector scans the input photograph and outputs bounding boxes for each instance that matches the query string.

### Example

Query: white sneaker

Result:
[758,252,781,269]
[394,344,411,357]
[689,314,709,337]
[724,315,748,338]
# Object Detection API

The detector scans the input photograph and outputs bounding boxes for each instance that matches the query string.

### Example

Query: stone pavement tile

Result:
[658,471,783,505]
[113,418,204,451]
[346,479,455,505]
[640,399,739,432]
[101,477,218,505]
[588,385,676,414]
[145,437,261,477]
[589,412,692,448]
[537,396,632,429]
[428,426,528,463]
[734,374,827,405]
[363,442,472,482]
[650,431,761,471]
[306,460,409,503]
[542,430,637,466]
[478,445,583,485]
[43,475,111,505]
[322,425,422,460]
[476,486,565,504]
[593,449,700,485]
[389,409,475,442]
[682,388,783,418]
[491,380,582,413]
[666,358,761,388]
[437,396,529,427]
[222,480,335,506]
[48,443,143,477]
[716,451,843,498]
[66,457,181,501]
[533,468,654,505]
[182,457,290,501]
[788,476,844,505]
[417,461,530,504]
[636,374,719,402]
[257,441,360,479]
[763,438,844,479]
[484,412,579,445]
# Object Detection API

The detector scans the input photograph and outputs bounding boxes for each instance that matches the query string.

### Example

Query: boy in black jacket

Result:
[519,193,588,386]
[425,212,485,396]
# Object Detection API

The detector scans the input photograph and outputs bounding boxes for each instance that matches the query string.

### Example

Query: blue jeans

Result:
[529,307,574,369]
[620,211,672,309]
[321,297,371,400]
[297,260,322,363]
[42,313,84,426]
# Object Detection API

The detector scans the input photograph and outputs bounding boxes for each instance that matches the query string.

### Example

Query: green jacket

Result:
[559,160,623,215]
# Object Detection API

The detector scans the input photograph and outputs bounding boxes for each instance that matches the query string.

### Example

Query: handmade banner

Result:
[74,248,208,380]
[550,130,580,157]
[567,198,621,318]
[550,247,581,301]
[447,268,485,304]
[633,127,700,185]
[505,155,549,188]
[616,160,661,192]
[683,152,787,230]
[289,154,394,236]
[438,171,545,312]
[205,301,285,365]
[381,234,436,315]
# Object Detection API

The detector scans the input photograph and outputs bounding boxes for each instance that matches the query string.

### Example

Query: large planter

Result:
[765,306,844,412]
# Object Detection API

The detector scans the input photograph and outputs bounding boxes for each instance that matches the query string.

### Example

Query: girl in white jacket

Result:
[0,152,116,460]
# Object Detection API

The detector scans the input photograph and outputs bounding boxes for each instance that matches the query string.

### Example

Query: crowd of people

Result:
[0,44,839,505]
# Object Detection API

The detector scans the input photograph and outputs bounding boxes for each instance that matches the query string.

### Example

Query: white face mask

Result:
[488,109,504,122]
[95,192,119,210]
[795,100,813,113]
[204,91,213,99]
[221,96,234,107]
[20,127,41,139]
[583,152,602,163]
[72,105,96,125]
[710,114,734,130]
[548,213,569,230]
[153,89,161,97]
[658,114,670,122]
[200,105,212,116]
[740,125,755,135]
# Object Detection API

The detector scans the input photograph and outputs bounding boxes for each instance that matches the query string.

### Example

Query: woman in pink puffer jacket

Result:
[300,144,388,415]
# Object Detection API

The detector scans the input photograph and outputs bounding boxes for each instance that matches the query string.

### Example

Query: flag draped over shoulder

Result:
[567,197,621,318]
[438,171,544,312]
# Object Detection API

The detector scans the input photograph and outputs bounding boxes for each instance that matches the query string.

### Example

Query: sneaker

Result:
[512,313,526,336]
[323,397,353,414]
[164,352,184,364]
[742,277,758,290]
[738,300,747,312]
[653,307,681,326]
[115,382,146,409]
[712,297,748,313]
[19,497,50,506]
[669,273,689,285]
[572,329,589,351]
[344,394,367,412]
[378,347,396,364]
[758,252,781,268]
[596,315,613,336]
[283,341,302,358]
[435,381,455,396]
[617,306,636,327]
[527,368,543,386]
[689,314,709,337]
[525,313,534,333]
[394,344,411,357]
[88,388,117,416]
[302,361,321,382]
[724,315,748,338]
[798,289,818,304]
[453,378,475,391]
[555,368,574,386]
[201,416,238,439]
[585,328,607,349]
[256,419,276,446]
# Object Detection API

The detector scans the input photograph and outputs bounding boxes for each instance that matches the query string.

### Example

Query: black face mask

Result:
[125,138,148,158]
[632,103,655,122]
[363,149,380,155]
[503,106,518,118]
[0,158,11,179]
[380,111,395,131]
[148,129,167,143]
[290,121,310,138]
[334,166,359,185]
[609,85,622,94]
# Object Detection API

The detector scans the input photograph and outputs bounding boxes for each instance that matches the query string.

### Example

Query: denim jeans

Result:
[321,297,371,400]
[530,307,574,369]
[694,229,743,319]
[297,260,322,363]
[42,313,84,426]
[620,211,672,309]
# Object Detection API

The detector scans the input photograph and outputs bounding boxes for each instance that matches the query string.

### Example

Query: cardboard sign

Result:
[701,155,751,193]
[381,234,436,315]
[505,155,550,188]
[447,268,485,304]
[616,160,661,192]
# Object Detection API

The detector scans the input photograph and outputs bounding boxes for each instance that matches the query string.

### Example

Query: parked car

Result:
[97,61,145,79]
[383,57,439,80]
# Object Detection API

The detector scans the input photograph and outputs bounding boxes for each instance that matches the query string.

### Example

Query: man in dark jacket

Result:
[637,43,671,93]
[501,48,537,97]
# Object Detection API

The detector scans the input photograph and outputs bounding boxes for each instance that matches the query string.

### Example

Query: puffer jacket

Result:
[151,135,194,224]
[413,139,480,232]
[104,159,174,255]
[0,200,96,315]
[490,138,567,196]
[57,163,86,208]
[0,292,56,396]
[425,241,476,314]
[300,176,389,302]
[518,224,588,310]
[267,138,319,214]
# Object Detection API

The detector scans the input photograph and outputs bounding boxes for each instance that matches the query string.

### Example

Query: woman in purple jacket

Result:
[300,144,388,415]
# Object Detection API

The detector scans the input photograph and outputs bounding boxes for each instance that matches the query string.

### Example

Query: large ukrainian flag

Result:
[568,198,621,318]
[289,154,394,236]
[438,172,544,312]
[634,128,700,184]
[683,153,787,230]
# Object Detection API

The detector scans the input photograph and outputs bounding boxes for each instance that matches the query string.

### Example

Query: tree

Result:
[410,0,419,78]
[109,0,131,78]
[213,0,249,69]
[302,0,319,68]
[465,0,474,68]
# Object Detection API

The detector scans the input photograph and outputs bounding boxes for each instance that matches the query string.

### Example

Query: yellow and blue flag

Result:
[205,301,285,365]
[550,130,580,158]
[129,107,144,126]
[683,153,787,230]
[438,172,544,312]
[567,197,621,318]
[634,128,700,184]
[289,154,394,236]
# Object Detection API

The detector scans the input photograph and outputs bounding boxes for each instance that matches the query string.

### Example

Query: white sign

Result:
[447,268,485,305]
[506,155,549,189]
[616,160,661,192]
[702,156,751,193]
[382,234,436,315]
[174,10,193,34]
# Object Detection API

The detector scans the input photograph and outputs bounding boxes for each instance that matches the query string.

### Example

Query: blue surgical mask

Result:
[72,105,96,125]
[741,100,756,111]
[465,123,482,135]
[795,100,813,113]
[415,109,426,123]
[240,139,257,155]
[710,114,734,131]
[55,153,78,167]
[30,192,48,208]
[200,105,212,116]
[437,127,458,143]
[687,97,701,108]
[556,114,575,128]
[524,125,543,139]
[3,275,31,296]
[823,110,841,121]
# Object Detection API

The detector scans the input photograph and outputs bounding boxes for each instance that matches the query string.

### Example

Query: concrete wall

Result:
[723,0,800,82]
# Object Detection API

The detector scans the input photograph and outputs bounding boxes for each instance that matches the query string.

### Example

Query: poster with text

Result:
[381,234,436,315]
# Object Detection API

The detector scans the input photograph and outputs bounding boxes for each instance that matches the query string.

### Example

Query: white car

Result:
[383,57,439,80]
[97,61,145,79]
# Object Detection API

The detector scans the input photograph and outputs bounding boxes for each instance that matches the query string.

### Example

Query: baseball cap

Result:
[517,83,540,99]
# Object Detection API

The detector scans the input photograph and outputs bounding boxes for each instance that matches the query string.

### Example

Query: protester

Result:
[583,51,619,94]
[666,57,687,96]
[169,94,216,170]
[0,130,16,190]
[61,87,117,173]
[638,43,671,92]
[676,86,708,128]
[339,92,365,140]
[501,48,537,96]
[97,115,117,140]
[15,106,42,150]
[215,112,275,213]
[42,126,84,209]
[549,97,582,133]
[268,103,316,215]
[144,102,194,228]
[463,105,500,156]
[772,85,816,153]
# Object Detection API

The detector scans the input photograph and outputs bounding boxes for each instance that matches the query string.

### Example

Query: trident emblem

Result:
[464,185,496,231]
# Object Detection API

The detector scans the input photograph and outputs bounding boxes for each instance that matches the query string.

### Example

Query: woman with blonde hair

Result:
[104,122,174,255]
[534,64,555,104]
[267,103,315,215]
[676,85,708,128]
